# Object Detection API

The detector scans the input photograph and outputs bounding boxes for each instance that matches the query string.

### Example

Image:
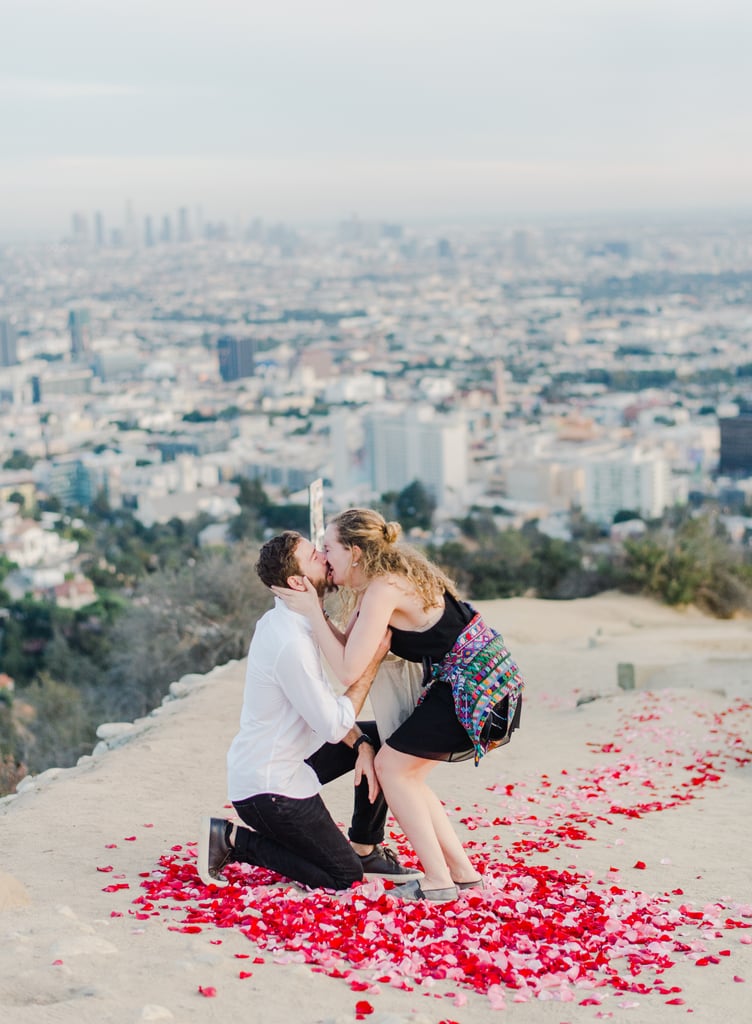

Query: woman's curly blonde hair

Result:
[329,508,457,611]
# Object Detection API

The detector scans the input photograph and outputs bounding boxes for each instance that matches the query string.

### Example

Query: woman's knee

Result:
[374,744,395,782]
[375,744,417,786]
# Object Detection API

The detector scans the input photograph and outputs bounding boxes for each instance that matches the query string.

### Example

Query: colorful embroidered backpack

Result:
[433,612,524,765]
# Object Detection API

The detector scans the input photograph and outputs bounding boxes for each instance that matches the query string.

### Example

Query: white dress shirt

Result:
[226,599,356,802]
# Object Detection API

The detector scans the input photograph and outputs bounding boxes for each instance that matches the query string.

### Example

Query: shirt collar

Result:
[273,596,314,630]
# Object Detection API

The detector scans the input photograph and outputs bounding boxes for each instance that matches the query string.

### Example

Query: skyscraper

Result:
[71,211,88,244]
[583,446,670,524]
[217,336,255,382]
[0,318,18,366]
[719,415,752,475]
[94,211,106,247]
[178,207,191,243]
[364,405,467,512]
[68,308,91,358]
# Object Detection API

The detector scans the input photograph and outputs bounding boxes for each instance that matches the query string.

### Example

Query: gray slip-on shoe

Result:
[389,879,458,903]
[456,876,485,890]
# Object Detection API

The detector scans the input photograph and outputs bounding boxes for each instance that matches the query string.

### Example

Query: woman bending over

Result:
[272,507,522,902]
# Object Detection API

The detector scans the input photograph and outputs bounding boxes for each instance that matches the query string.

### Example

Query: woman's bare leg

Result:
[375,745,480,890]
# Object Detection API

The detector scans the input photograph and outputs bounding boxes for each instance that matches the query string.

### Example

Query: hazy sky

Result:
[1,0,750,239]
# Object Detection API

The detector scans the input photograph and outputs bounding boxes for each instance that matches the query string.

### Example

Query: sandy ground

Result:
[1,592,750,1024]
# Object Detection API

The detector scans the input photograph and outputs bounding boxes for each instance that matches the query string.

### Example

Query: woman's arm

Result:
[271,577,400,684]
[323,609,348,645]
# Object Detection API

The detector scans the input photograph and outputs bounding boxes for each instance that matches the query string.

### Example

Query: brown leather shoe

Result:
[198,816,233,887]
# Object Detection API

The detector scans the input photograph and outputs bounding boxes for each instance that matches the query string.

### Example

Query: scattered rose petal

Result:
[197,986,216,997]
[122,692,752,1007]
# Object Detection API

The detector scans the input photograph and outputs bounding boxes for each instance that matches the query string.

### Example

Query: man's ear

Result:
[285,574,306,591]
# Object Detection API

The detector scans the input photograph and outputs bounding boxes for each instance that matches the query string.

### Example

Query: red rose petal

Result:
[126,693,752,1006]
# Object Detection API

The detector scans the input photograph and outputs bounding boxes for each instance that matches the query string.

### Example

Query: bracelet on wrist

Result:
[352,734,375,755]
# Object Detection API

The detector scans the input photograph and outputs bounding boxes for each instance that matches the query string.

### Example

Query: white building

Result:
[363,405,468,513]
[0,512,78,568]
[504,459,585,510]
[324,373,386,405]
[583,447,671,525]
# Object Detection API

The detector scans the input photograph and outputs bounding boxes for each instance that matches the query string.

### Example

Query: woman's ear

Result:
[351,545,363,565]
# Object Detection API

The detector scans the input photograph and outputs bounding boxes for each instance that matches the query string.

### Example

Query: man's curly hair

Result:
[255,531,303,588]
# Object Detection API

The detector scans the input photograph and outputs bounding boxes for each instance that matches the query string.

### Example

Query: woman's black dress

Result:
[386,593,482,761]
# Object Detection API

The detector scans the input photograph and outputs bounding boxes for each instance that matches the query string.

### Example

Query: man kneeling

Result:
[198,531,421,890]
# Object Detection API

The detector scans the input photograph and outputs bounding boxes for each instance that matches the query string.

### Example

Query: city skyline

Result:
[1,1,751,241]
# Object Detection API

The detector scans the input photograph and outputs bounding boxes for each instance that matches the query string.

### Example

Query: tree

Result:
[264,504,309,533]
[18,673,97,773]
[102,546,271,720]
[622,514,752,616]
[236,477,270,512]
[395,480,435,531]
[3,450,35,470]
[90,488,112,518]
[613,509,641,524]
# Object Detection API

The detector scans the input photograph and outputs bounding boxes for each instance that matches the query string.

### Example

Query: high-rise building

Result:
[32,368,94,403]
[493,359,507,414]
[48,457,93,507]
[144,215,155,248]
[68,308,91,358]
[217,336,255,382]
[719,415,752,475]
[582,446,670,525]
[511,228,537,265]
[0,318,18,366]
[364,406,467,513]
[178,207,191,243]
[71,211,88,244]
[94,211,106,247]
[124,199,138,248]
[437,237,453,260]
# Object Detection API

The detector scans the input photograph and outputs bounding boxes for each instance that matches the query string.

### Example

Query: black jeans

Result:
[231,721,385,890]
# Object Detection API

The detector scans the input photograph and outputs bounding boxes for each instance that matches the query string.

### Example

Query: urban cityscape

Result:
[2,208,752,605]
[3,2,752,1015]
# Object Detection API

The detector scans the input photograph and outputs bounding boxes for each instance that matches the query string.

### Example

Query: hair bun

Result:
[384,521,401,544]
